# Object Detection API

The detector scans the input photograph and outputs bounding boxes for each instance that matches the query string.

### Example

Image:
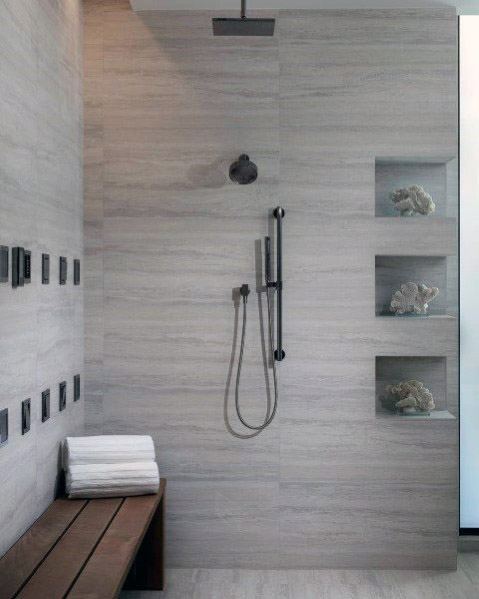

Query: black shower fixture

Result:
[233,206,285,435]
[229,154,258,185]
[213,0,275,36]
[0,246,8,283]
[270,207,285,361]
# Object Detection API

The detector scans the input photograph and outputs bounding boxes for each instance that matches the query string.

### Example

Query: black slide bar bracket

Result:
[273,206,285,361]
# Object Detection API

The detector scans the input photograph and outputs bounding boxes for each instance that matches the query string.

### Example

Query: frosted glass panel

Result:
[460,16,479,529]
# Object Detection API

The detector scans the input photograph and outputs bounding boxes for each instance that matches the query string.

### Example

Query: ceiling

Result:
[130,0,479,14]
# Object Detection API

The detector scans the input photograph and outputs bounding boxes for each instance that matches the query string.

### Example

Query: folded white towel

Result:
[66,461,160,499]
[63,435,156,468]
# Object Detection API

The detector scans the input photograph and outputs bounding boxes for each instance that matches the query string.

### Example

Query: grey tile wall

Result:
[0,0,84,555]
[84,2,458,568]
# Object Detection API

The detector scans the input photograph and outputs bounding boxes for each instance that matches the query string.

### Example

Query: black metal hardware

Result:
[74,259,80,285]
[240,283,250,302]
[229,155,258,185]
[59,381,67,412]
[265,235,272,284]
[42,253,50,284]
[273,207,285,361]
[12,247,25,288]
[59,257,67,285]
[0,246,8,283]
[212,0,275,36]
[41,389,50,422]
[22,399,31,435]
[0,408,8,446]
[265,207,285,361]
[24,250,31,284]
[74,374,81,401]
[232,206,282,434]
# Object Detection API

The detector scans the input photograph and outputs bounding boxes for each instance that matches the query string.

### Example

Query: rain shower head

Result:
[213,0,275,36]
[229,154,258,185]
[213,18,275,36]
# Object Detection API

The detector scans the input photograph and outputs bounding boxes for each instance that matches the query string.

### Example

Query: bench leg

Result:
[126,493,165,591]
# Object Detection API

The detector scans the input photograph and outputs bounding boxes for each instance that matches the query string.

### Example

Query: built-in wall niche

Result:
[375,255,453,317]
[375,356,454,420]
[375,157,457,218]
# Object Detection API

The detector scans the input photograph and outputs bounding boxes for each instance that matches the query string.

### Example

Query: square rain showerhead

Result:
[212,18,275,36]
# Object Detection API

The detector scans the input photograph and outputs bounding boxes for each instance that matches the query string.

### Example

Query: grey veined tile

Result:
[85,3,458,570]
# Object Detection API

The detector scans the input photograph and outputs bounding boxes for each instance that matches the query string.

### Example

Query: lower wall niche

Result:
[375,356,454,420]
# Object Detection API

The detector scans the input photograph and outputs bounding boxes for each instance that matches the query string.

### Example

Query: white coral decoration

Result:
[390,185,435,216]
[386,379,435,413]
[390,282,439,315]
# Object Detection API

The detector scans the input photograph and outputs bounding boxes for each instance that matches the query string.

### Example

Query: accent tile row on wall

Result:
[0,0,83,556]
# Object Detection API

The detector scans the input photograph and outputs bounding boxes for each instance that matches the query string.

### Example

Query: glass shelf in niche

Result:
[376,313,456,320]
[376,410,456,420]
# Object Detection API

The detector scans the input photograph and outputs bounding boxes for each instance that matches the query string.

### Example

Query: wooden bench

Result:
[0,479,166,599]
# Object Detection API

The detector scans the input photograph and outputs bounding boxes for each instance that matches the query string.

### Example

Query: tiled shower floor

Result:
[122,553,479,599]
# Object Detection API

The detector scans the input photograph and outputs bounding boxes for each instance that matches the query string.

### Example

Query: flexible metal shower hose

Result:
[234,287,278,431]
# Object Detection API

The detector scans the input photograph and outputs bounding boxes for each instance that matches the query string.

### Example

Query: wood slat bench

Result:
[0,479,166,599]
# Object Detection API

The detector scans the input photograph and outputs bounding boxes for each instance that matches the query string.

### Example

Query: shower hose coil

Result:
[234,285,278,432]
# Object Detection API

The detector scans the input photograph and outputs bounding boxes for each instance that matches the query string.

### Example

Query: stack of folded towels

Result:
[63,435,160,499]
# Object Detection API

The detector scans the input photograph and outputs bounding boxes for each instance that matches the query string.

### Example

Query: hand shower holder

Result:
[232,206,284,435]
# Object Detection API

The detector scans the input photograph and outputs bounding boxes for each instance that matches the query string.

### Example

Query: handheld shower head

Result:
[229,154,258,185]
[265,236,272,284]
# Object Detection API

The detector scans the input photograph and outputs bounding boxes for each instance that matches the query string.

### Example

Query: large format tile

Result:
[166,480,280,568]
[278,481,456,569]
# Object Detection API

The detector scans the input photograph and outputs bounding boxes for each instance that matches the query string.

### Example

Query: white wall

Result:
[460,15,479,529]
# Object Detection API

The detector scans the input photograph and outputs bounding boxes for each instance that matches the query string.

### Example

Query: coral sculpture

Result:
[384,379,435,414]
[390,282,439,315]
[390,185,435,216]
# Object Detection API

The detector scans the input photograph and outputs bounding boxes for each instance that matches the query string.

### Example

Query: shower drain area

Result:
[375,356,455,420]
